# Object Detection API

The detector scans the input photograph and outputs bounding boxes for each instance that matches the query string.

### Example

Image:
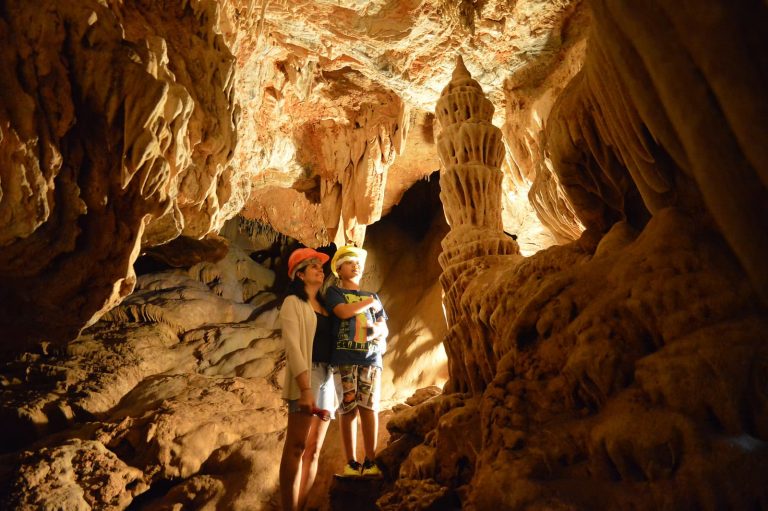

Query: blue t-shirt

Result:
[326,286,388,368]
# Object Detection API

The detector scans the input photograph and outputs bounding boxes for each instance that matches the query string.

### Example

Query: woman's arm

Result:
[294,370,314,412]
[280,297,311,382]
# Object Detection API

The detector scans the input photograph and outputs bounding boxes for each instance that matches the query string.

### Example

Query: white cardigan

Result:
[279,295,317,400]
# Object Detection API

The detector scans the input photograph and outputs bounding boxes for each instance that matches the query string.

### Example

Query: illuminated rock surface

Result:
[1,0,766,509]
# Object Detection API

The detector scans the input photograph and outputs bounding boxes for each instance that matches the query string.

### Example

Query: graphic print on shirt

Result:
[336,293,370,352]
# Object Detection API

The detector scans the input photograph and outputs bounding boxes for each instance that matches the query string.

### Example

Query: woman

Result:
[279,247,336,511]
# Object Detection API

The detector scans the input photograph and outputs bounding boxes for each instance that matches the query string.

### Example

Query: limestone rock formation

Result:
[1,0,767,510]
[0,0,242,349]
[377,4,768,510]
[220,0,578,250]
[435,56,521,393]
[8,439,147,510]
[0,238,285,510]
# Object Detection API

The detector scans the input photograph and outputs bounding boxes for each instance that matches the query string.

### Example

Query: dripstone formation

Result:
[434,56,521,394]
[1,1,766,510]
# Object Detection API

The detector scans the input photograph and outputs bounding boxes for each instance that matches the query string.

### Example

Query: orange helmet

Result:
[287,248,330,280]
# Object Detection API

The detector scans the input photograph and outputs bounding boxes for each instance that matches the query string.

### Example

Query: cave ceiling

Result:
[1,1,768,509]
[1,0,587,346]
[2,0,767,347]
[223,0,584,248]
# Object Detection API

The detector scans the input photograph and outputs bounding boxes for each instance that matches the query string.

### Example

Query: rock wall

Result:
[1,0,766,509]
[220,0,578,248]
[0,0,241,348]
[500,0,589,248]
[0,240,286,509]
[238,68,410,247]
[379,1,768,510]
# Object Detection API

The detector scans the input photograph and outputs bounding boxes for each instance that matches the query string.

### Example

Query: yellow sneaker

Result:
[361,458,382,478]
[341,460,362,476]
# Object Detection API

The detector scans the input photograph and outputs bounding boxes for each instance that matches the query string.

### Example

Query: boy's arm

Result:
[332,296,380,319]
[327,288,383,319]
[367,293,387,339]
[369,294,388,343]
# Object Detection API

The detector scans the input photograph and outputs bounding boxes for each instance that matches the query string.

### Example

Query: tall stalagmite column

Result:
[435,57,520,393]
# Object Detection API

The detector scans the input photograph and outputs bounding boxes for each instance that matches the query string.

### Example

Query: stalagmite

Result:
[434,56,521,394]
[2,1,767,510]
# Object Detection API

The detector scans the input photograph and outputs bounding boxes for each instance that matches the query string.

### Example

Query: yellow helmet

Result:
[331,246,367,277]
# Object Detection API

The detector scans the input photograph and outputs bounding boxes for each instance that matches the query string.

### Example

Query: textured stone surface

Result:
[0,0,242,348]
[0,239,284,509]
[0,0,581,347]
[435,57,521,393]
[220,0,578,250]
[6,439,147,511]
[379,6,768,505]
[1,0,767,509]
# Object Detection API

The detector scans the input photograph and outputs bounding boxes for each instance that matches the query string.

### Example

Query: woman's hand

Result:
[298,388,315,414]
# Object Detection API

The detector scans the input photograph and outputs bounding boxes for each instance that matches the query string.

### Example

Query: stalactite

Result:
[236,215,286,245]
[103,303,187,335]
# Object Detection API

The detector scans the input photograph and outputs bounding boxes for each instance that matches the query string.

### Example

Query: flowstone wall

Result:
[0,0,766,509]
[378,3,768,509]
[0,0,241,348]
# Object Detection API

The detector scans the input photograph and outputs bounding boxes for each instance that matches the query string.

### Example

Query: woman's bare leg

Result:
[279,412,312,510]
[297,416,331,510]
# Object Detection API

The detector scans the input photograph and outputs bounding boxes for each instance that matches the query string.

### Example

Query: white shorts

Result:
[286,363,338,419]
[311,362,337,419]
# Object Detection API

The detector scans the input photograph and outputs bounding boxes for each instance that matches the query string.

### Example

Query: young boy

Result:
[326,245,388,477]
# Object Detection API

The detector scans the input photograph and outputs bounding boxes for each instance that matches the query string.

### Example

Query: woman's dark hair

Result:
[285,277,309,302]
[284,268,327,307]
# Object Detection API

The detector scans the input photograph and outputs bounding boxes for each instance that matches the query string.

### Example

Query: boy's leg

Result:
[334,365,360,469]
[340,409,358,462]
[358,407,378,460]
[356,365,382,461]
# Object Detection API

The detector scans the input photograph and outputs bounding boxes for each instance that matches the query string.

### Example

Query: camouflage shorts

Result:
[334,364,381,414]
